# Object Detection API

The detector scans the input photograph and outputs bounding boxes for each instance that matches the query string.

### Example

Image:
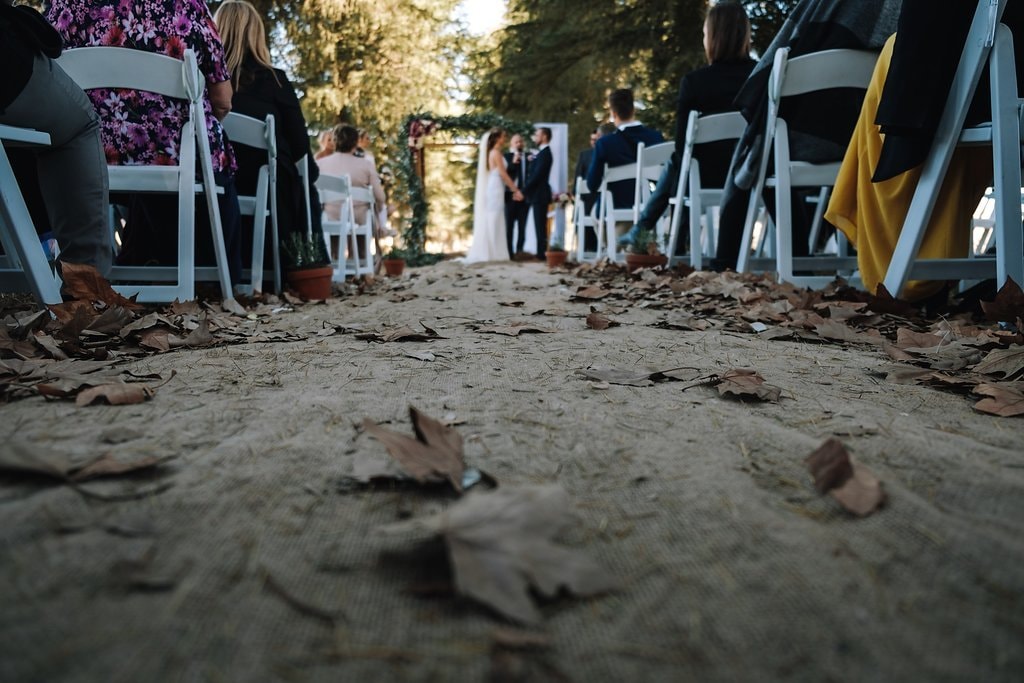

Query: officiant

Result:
[504,133,530,257]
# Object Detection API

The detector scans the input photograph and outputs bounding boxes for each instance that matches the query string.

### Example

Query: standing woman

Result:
[213,0,321,255]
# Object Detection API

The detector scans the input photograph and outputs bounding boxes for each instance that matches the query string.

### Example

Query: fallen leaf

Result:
[814,321,884,345]
[714,368,781,403]
[356,325,444,343]
[571,286,610,301]
[221,298,247,316]
[169,315,214,348]
[69,453,166,481]
[405,351,436,362]
[362,406,467,491]
[895,328,949,350]
[383,486,616,624]
[973,347,1024,380]
[0,440,167,481]
[972,383,1024,417]
[575,366,697,387]
[169,299,202,315]
[980,278,1024,322]
[75,382,154,406]
[585,312,619,330]
[476,323,557,336]
[59,262,142,309]
[805,438,885,516]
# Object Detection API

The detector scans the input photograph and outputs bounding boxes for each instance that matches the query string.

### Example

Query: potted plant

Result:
[624,228,668,272]
[381,246,408,277]
[545,239,568,269]
[282,232,333,299]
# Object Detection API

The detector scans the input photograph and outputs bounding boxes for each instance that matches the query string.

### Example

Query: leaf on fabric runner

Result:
[362,406,467,492]
[498,300,526,308]
[575,366,697,387]
[119,312,176,337]
[980,278,1024,322]
[355,325,444,343]
[221,298,247,316]
[383,485,616,624]
[585,312,619,330]
[475,323,557,336]
[169,315,215,348]
[714,368,781,403]
[902,341,983,372]
[168,299,203,315]
[405,351,437,362]
[75,382,154,406]
[32,332,69,360]
[85,306,135,336]
[972,383,1024,417]
[59,262,143,310]
[805,438,886,517]
[0,440,169,481]
[813,320,884,345]
[973,347,1024,379]
[138,328,173,352]
[895,327,950,350]
[570,286,611,301]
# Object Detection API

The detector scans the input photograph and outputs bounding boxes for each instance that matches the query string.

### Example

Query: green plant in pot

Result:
[624,228,667,272]
[282,232,333,299]
[545,239,568,268]
[382,246,408,277]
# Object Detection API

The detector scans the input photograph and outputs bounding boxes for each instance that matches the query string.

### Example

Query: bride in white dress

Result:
[464,128,522,263]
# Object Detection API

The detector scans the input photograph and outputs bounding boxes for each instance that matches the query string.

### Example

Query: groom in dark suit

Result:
[503,133,529,258]
[523,126,553,256]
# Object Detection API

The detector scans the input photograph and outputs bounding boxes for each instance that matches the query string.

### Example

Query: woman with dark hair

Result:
[620,0,756,248]
[214,0,321,253]
[465,127,521,263]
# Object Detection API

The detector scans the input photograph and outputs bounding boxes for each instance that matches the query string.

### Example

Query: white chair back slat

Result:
[57,47,193,100]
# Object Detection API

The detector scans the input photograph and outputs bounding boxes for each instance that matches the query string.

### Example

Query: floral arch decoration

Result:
[394,112,532,263]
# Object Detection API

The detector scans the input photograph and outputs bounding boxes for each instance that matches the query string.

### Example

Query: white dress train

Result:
[465,134,510,264]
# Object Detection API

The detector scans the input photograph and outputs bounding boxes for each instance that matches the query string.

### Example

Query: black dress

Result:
[230,59,321,250]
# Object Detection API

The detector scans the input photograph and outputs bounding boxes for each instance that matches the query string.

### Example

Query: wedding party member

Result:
[586,89,664,241]
[48,0,243,283]
[573,123,615,252]
[524,127,554,256]
[504,133,529,257]
[214,0,321,252]
[0,0,111,277]
[465,127,521,264]
[619,0,755,249]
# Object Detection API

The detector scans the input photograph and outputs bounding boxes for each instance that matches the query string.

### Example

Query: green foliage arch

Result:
[395,112,533,264]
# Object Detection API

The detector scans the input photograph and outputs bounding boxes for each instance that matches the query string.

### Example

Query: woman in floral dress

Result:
[47,0,243,284]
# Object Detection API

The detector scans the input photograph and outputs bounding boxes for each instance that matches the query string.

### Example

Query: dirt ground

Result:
[2,260,1022,682]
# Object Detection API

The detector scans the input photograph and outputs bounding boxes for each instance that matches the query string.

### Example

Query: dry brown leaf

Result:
[814,321,884,346]
[476,323,556,336]
[715,368,781,403]
[972,383,1024,417]
[384,486,616,624]
[75,382,154,407]
[980,278,1024,322]
[585,312,619,330]
[169,315,214,348]
[805,438,885,516]
[356,325,443,343]
[571,286,610,301]
[895,328,949,350]
[0,440,167,482]
[576,366,696,387]
[60,262,142,310]
[69,453,166,481]
[973,347,1024,380]
[85,306,135,335]
[362,406,466,491]
[138,328,172,352]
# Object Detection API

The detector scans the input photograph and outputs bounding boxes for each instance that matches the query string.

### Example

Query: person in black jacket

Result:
[524,126,554,256]
[214,0,321,260]
[0,0,110,278]
[619,0,755,250]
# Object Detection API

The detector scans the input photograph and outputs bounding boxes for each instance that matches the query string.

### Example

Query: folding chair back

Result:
[315,173,357,281]
[222,112,279,294]
[667,110,746,268]
[571,176,599,263]
[348,185,376,276]
[737,47,877,287]
[596,161,640,261]
[56,47,233,302]
[0,125,62,304]
[884,0,1023,296]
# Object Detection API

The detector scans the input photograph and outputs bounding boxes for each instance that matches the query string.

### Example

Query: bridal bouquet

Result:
[555,191,573,208]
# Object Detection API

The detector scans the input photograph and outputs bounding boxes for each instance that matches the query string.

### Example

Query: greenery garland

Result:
[394,112,533,265]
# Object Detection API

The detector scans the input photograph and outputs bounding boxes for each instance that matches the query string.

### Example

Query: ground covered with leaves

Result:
[1,261,1022,682]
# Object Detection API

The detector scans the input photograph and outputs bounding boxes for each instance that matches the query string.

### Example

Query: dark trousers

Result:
[530,201,549,254]
[505,199,529,254]
[714,178,813,270]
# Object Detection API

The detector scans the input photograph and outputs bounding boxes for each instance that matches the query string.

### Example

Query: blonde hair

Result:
[213,0,275,90]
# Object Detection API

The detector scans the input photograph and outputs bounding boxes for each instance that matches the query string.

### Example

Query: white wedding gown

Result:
[465,143,510,263]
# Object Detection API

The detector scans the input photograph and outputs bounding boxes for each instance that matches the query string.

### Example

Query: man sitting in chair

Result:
[586,88,663,243]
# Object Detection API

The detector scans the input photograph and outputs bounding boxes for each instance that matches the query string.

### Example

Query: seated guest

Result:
[825,1,1024,301]
[0,0,111,278]
[356,128,375,164]
[586,88,663,242]
[214,0,321,254]
[619,0,756,250]
[47,0,243,284]
[314,131,334,160]
[317,125,386,230]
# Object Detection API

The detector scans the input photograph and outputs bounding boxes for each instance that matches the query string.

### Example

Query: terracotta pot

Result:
[382,258,406,277]
[624,253,668,272]
[285,265,332,300]
[545,250,568,269]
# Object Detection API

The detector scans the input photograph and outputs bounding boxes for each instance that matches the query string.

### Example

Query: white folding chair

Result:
[884,0,1024,297]
[222,112,280,294]
[348,184,377,276]
[56,47,233,303]
[595,161,640,261]
[315,173,359,281]
[571,176,599,263]
[737,48,878,288]
[633,141,676,247]
[666,110,747,268]
[0,125,63,305]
